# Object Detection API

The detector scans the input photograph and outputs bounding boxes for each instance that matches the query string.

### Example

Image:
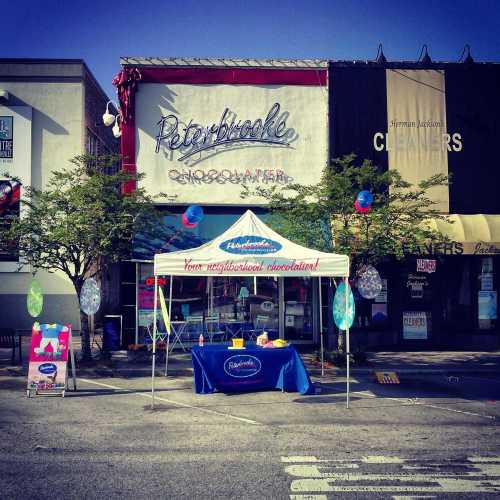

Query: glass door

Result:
[284,277,314,341]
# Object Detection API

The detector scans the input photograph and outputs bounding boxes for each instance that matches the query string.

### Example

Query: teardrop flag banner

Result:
[27,279,44,318]
[158,286,171,336]
[333,281,355,330]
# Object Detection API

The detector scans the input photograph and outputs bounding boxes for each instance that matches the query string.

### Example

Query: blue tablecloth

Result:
[191,344,314,395]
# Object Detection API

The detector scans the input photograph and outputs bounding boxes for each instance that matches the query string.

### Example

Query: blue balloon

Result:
[332,281,355,330]
[185,205,204,224]
[357,190,373,208]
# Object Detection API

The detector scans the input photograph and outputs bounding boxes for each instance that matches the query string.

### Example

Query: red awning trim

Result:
[138,67,327,86]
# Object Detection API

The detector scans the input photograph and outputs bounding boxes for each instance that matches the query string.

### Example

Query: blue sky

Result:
[5,0,500,99]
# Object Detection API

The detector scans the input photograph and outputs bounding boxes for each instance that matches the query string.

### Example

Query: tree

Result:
[246,154,450,269]
[3,155,163,360]
[243,154,451,349]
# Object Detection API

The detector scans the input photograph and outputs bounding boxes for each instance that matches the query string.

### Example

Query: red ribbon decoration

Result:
[112,67,142,123]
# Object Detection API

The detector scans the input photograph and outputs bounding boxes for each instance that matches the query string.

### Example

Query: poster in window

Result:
[371,303,388,324]
[481,257,493,274]
[374,279,387,303]
[410,282,424,299]
[0,106,32,272]
[0,180,21,261]
[481,273,494,291]
[138,283,155,309]
[478,291,497,320]
[0,116,13,158]
[403,311,428,340]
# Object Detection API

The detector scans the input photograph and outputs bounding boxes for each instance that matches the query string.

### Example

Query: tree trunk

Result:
[73,279,92,361]
[79,311,92,361]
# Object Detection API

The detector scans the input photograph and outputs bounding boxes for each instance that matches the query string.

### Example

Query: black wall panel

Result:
[445,65,500,214]
[329,65,388,170]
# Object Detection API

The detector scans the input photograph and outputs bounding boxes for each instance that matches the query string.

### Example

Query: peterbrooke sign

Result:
[155,102,294,161]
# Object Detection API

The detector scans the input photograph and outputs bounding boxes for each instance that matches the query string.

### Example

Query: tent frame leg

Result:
[151,276,158,409]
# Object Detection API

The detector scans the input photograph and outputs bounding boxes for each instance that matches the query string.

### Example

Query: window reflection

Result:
[285,277,313,340]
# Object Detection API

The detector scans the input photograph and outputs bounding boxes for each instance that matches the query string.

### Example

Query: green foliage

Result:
[2,154,164,359]
[4,154,160,284]
[243,154,451,272]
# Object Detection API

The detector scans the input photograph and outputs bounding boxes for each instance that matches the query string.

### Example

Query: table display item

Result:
[231,338,245,349]
[272,339,289,348]
[192,344,314,394]
[256,331,268,346]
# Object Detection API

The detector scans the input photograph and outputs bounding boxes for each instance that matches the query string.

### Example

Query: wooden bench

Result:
[0,328,21,364]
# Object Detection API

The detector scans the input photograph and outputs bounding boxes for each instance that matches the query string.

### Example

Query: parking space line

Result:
[326,386,496,421]
[79,378,261,425]
[413,401,496,420]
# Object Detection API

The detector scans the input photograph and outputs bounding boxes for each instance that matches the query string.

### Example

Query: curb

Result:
[304,364,500,376]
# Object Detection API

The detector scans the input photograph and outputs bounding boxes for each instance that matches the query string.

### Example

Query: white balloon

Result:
[357,265,382,299]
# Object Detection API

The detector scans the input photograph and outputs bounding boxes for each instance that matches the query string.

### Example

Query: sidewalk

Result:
[301,350,500,376]
[2,341,500,377]
[96,347,500,378]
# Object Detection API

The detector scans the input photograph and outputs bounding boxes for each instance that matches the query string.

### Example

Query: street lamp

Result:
[112,114,122,138]
[102,100,121,137]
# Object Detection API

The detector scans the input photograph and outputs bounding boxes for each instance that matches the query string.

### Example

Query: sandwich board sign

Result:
[27,322,77,397]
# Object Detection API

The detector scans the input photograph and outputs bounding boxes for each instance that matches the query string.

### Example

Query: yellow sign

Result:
[374,371,400,384]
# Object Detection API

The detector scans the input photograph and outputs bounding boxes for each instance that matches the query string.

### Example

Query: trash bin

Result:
[103,315,122,351]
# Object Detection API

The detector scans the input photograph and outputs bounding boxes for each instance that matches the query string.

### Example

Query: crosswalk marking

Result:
[290,496,327,500]
[282,455,500,497]
[362,456,404,463]
[391,496,437,500]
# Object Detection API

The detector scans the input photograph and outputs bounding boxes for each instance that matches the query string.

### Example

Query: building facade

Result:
[114,56,500,351]
[113,57,329,346]
[0,59,118,331]
[330,60,500,350]
[2,56,499,351]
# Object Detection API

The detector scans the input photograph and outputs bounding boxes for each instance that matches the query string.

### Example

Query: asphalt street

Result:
[1,364,499,499]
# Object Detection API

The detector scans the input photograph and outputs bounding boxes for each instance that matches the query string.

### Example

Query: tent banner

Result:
[182,256,321,276]
[154,211,350,277]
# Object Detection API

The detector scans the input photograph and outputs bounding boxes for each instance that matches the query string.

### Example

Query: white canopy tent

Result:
[151,210,353,406]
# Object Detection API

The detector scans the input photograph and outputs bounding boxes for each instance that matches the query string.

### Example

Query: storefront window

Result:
[440,257,473,335]
[478,257,497,330]
[211,277,279,336]
[284,277,313,340]
[252,278,279,335]
[133,210,319,343]
[401,268,434,341]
